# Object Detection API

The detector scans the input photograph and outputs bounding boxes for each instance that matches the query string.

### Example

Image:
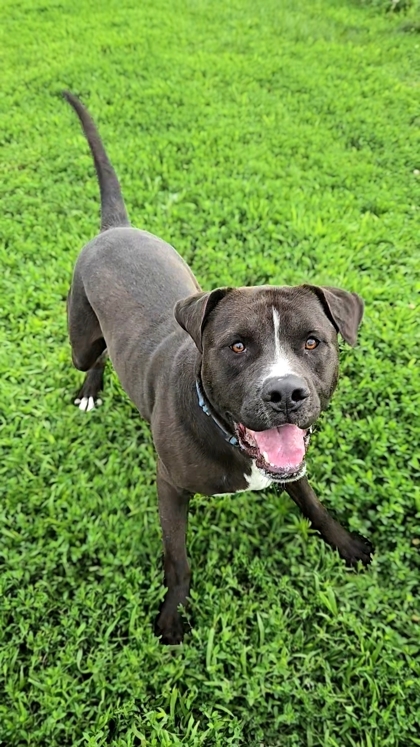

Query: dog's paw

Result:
[74,396,102,412]
[340,532,374,569]
[154,609,185,645]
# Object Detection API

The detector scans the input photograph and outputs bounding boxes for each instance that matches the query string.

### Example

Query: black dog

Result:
[64,92,373,644]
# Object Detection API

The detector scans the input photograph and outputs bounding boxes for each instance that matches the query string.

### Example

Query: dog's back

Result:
[65,93,199,418]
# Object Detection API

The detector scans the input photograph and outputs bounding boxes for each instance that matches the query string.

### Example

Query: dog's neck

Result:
[195,377,239,448]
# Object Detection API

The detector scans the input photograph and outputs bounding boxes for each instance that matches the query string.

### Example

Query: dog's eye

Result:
[230,341,246,354]
[305,337,320,350]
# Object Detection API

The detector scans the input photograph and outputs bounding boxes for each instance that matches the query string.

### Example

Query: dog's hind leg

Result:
[67,279,107,411]
[74,350,107,412]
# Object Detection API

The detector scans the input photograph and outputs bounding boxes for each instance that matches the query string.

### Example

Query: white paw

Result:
[74,396,102,412]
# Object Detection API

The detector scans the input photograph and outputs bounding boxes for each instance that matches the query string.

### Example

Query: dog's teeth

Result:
[244,431,257,447]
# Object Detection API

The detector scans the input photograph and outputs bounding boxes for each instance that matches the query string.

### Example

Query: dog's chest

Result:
[213,462,273,496]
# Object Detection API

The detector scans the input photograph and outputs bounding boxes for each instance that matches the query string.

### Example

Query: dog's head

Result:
[175,285,363,482]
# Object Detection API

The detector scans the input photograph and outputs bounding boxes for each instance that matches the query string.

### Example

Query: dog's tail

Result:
[63,91,130,232]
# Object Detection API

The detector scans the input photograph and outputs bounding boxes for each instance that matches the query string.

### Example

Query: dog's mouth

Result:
[235,423,311,482]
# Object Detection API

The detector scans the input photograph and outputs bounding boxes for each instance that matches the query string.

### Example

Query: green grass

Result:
[1,0,420,744]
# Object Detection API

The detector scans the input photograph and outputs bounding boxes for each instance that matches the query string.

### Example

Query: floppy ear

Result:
[304,285,364,346]
[174,287,232,353]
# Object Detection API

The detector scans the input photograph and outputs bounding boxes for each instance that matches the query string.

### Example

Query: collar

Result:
[195,378,239,448]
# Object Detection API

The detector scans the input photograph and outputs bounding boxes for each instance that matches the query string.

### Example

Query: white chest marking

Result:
[265,307,296,380]
[244,462,274,491]
[213,463,273,496]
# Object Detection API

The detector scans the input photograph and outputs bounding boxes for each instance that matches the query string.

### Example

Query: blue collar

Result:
[195,379,239,448]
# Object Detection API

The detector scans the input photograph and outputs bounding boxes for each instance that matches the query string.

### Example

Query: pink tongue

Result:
[250,424,306,470]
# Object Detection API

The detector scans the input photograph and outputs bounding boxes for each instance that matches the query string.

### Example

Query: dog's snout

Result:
[262,375,310,412]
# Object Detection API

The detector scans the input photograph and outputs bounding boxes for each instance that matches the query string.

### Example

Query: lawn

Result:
[1,0,420,744]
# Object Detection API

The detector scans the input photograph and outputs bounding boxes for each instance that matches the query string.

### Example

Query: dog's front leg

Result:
[155,460,192,644]
[285,477,373,567]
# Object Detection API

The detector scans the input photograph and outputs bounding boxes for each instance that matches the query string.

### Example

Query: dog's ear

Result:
[174,288,232,353]
[304,285,364,346]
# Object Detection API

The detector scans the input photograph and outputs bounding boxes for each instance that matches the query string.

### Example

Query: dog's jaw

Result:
[235,424,312,483]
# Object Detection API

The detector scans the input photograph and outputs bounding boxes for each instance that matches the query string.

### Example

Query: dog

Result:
[63,92,373,644]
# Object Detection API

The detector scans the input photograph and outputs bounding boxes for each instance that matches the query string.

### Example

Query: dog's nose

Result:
[262,375,310,412]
